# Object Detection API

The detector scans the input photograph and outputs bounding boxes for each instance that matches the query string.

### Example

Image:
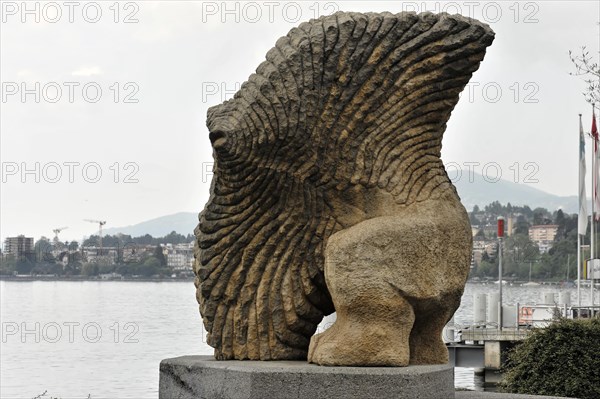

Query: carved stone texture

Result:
[194,11,494,362]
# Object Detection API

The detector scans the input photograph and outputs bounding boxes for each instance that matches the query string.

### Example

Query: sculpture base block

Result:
[159,355,454,399]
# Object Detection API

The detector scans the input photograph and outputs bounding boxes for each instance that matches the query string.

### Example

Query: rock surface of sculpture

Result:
[194,11,494,365]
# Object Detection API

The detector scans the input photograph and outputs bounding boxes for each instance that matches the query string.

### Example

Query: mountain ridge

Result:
[102,173,579,237]
[453,171,578,213]
[102,211,198,237]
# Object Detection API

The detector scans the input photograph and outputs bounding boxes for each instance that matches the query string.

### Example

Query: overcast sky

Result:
[1,0,599,243]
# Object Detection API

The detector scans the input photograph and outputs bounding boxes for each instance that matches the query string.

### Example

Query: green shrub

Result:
[500,317,600,398]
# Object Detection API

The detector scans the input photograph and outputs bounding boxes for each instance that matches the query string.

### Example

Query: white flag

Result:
[579,115,588,235]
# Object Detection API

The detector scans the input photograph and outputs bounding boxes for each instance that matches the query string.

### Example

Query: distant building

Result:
[529,225,559,253]
[472,240,498,267]
[82,246,118,265]
[482,224,497,238]
[166,242,194,271]
[121,245,155,263]
[3,235,34,260]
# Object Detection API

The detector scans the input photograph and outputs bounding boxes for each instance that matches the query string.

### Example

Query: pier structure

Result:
[446,292,600,383]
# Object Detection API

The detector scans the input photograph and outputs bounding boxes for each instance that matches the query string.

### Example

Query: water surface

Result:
[0,281,592,398]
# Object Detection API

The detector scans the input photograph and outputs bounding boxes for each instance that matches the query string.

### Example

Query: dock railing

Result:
[444,303,600,344]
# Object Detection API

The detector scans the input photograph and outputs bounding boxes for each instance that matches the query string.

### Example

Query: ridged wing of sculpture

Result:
[195,11,494,363]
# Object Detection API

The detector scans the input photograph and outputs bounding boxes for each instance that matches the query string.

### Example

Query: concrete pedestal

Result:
[159,355,455,399]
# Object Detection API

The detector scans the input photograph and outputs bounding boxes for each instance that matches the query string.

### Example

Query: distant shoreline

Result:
[1,275,593,287]
[0,275,195,282]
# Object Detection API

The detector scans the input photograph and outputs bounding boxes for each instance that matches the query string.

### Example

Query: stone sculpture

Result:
[194,11,494,365]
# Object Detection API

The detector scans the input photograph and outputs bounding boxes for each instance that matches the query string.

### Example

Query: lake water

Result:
[0,281,593,398]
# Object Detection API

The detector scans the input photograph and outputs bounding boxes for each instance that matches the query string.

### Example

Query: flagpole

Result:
[588,103,598,306]
[591,139,595,260]
[591,109,596,306]
[578,232,582,307]
[578,113,587,307]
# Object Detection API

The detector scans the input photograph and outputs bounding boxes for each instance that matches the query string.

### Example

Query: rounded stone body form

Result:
[308,195,472,366]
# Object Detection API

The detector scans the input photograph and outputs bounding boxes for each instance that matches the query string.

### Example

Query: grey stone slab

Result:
[159,355,455,399]
[456,392,576,399]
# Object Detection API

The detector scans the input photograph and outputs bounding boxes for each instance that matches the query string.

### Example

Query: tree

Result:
[504,234,540,278]
[131,234,152,245]
[83,235,99,247]
[97,263,115,275]
[514,215,529,235]
[162,231,188,244]
[546,230,578,280]
[508,234,539,261]
[81,262,99,276]
[0,255,17,275]
[470,212,480,225]
[532,207,551,225]
[501,317,600,399]
[16,257,34,274]
[570,45,600,105]
[140,257,162,277]
[153,245,167,267]
[554,209,567,240]
[481,251,490,262]
[67,251,82,265]
[116,263,132,276]
[31,262,62,275]
[564,213,578,238]
[34,237,55,263]
[477,260,496,278]
[484,201,503,215]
